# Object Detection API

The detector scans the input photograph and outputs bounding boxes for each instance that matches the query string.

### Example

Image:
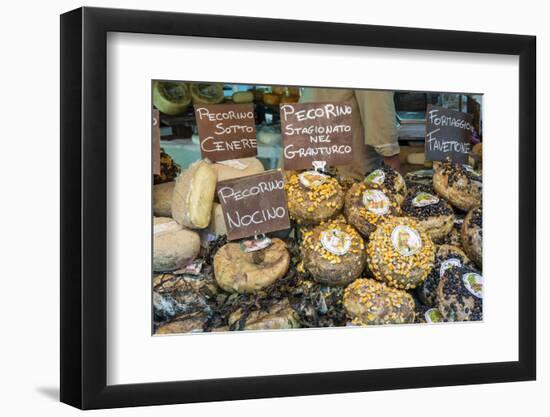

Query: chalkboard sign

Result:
[217,170,290,241]
[425,105,474,164]
[194,103,257,162]
[280,102,353,170]
[152,109,160,175]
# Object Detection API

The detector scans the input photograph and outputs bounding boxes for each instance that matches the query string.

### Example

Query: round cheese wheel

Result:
[232,90,254,104]
[211,157,264,182]
[228,299,300,331]
[416,244,470,307]
[301,217,366,286]
[285,171,344,225]
[153,181,175,217]
[207,203,227,236]
[367,217,436,290]
[437,265,483,321]
[344,278,415,325]
[171,160,217,229]
[213,238,290,293]
[461,206,482,268]
[153,217,201,272]
[401,185,455,242]
[153,81,191,116]
[433,161,481,212]
[190,83,224,104]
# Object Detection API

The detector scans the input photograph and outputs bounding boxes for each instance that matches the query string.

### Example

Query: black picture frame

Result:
[60,6,536,410]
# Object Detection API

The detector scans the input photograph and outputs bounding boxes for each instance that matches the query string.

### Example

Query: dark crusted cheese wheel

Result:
[285,171,344,225]
[344,182,400,239]
[364,165,407,205]
[433,161,482,212]
[228,298,300,331]
[401,185,455,242]
[152,273,217,323]
[416,244,471,307]
[290,279,347,327]
[154,148,181,185]
[343,278,415,325]
[301,217,366,286]
[461,206,482,269]
[440,215,464,247]
[213,238,290,293]
[437,265,483,321]
[367,217,435,290]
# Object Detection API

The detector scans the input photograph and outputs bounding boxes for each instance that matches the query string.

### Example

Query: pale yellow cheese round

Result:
[211,157,264,182]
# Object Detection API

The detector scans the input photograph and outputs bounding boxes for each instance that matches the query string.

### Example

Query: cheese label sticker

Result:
[462,272,483,298]
[439,257,462,278]
[362,189,390,215]
[365,169,385,185]
[299,171,329,188]
[424,308,444,323]
[391,225,422,257]
[321,229,352,256]
[412,192,440,208]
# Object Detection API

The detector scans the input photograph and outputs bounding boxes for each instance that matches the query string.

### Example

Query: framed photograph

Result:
[60,6,536,410]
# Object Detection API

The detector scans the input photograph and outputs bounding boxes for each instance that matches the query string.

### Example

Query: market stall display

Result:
[343,278,416,325]
[151,83,484,334]
[461,205,483,268]
[285,171,345,225]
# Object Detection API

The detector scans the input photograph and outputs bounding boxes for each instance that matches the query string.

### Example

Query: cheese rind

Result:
[207,203,227,236]
[211,157,264,182]
[153,217,201,272]
[153,181,175,217]
[171,160,217,229]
